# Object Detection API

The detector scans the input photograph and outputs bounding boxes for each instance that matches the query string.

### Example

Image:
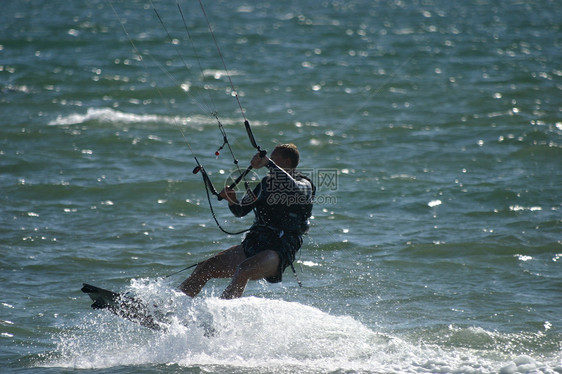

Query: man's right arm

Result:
[225,182,262,217]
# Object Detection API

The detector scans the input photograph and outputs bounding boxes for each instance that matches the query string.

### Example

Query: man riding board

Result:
[179,143,314,299]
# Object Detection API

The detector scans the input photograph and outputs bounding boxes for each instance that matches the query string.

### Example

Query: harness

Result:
[252,172,315,287]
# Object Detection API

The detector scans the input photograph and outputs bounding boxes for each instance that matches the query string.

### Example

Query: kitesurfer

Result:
[179,143,314,299]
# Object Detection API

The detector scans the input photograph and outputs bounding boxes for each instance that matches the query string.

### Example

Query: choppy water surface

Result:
[1,0,560,373]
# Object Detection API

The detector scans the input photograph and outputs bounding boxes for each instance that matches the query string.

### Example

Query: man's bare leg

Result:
[179,245,246,297]
[221,249,280,299]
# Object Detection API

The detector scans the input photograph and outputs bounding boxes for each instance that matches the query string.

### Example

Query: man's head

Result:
[270,143,300,169]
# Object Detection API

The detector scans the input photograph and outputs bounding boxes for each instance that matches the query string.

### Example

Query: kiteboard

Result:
[81,283,167,330]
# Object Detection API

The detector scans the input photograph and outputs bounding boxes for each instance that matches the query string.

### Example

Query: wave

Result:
[47,107,244,127]
[37,279,560,373]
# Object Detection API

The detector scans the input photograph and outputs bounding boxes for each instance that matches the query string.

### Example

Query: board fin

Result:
[81,283,164,330]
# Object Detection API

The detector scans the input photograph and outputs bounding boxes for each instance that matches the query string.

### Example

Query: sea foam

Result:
[42,279,559,373]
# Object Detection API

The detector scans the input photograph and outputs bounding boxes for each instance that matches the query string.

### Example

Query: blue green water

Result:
[1,0,561,372]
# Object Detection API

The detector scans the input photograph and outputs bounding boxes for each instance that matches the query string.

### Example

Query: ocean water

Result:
[1,0,561,373]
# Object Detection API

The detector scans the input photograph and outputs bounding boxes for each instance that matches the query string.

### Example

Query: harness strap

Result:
[290,262,303,288]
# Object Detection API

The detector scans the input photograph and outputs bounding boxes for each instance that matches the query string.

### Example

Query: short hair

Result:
[274,143,300,168]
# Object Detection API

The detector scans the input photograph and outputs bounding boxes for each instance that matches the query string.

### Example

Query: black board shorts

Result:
[241,226,303,283]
